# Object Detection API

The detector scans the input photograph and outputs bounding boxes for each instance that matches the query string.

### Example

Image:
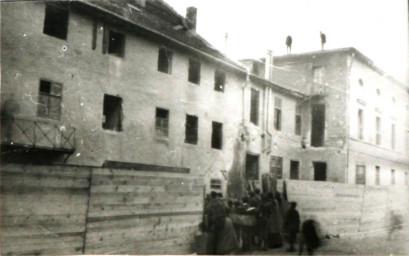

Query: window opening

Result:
[37,80,62,120]
[245,154,259,180]
[270,156,283,179]
[102,95,123,131]
[211,121,222,149]
[355,165,366,185]
[274,97,282,131]
[250,89,259,125]
[290,160,299,180]
[311,104,325,147]
[214,70,226,92]
[375,166,380,185]
[295,104,302,135]
[391,169,395,185]
[313,162,327,181]
[188,59,201,84]
[358,109,364,140]
[185,114,198,144]
[158,47,172,74]
[313,66,324,84]
[43,4,69,40]
[155,108,169,137]
[103,29,125,57]
[210,179,222,190]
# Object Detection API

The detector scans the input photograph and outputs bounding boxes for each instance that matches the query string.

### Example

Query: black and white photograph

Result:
[1,0,408,255]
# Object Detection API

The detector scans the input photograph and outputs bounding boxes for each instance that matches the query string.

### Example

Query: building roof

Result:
[71,0,305,99]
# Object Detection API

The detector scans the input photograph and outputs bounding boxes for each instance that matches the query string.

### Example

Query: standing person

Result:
[204,191,227,254]
[267,192,283,248]
[299,219,321,255]
[320,31,326,50]
[285,202,300,252]
[286,35,292,54]
[258,194,273,250]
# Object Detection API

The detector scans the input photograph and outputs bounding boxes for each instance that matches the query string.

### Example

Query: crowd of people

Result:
[200,189,321,255]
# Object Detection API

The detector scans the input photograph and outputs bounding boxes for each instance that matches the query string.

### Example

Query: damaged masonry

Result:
[1,0,408,255]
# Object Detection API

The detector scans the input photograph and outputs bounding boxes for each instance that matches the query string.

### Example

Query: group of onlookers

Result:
[200,190,321,255]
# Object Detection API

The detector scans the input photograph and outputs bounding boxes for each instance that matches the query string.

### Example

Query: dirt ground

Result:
[242,228,409,255]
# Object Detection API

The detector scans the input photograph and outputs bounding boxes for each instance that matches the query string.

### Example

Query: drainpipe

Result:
[346,52,355,183]
[242,67,250,123]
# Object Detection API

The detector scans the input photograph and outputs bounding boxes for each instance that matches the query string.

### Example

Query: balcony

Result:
[1,117,76,153]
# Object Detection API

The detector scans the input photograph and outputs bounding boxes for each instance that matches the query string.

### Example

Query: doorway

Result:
[313,162,327,181]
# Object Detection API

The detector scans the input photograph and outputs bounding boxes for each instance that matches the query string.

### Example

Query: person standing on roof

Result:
[320,31,326,50]
[286,35,292,54]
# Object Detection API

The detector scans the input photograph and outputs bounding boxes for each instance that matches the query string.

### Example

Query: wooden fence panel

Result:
[1,164,91,255]
[84,168,203,254]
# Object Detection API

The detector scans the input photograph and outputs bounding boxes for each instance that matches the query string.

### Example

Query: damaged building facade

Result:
[1,0,306,254]
[242,48,409,185]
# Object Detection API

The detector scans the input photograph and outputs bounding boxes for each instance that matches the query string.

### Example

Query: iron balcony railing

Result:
[1,117,76,153]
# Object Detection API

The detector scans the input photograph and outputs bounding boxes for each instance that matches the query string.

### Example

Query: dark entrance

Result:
[313,162,327,181]
[245,154,259,180]
[311,104,325,147]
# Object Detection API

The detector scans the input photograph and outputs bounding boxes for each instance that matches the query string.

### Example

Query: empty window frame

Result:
[210,178,222,190]
[188,59,201,84]
[37,80,62,120]
[245,154,259,180]
[391,124,396,150]
[355,165,366,185]
[313,162,327,181]
[391,169,395,185]
[43,4,69,40]
[376,117,381,145]
[290,160,299,180]
[313,66,324,84]
[295,104,302,135]
[311,104,325,147]
[270,156,283,179]
[214,70,226,92]
[250,89,259,125]
[185,114,198,144]
[155,108,169,137]
[102,95,123,132]
[375,166,380,185]
[211,121,223,149]
[158,47,172,74]
[274,97,282,131]
[358,109,364,140]
[103,28,125,57]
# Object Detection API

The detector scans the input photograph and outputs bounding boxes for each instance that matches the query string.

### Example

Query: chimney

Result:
[186,7,197,31]
[265,50,274,80]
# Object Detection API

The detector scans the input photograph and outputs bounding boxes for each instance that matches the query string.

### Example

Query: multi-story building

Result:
[243,48,409,185]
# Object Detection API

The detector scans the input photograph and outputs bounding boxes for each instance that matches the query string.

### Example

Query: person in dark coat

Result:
[286,35,292,54]
[204,191,227,254]
[320,31,326,50]
[267,192,283,248]
[284,202,300,252]
[299,219,321,255]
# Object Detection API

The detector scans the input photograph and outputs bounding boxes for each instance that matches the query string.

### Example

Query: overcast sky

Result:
[165,0,408,83]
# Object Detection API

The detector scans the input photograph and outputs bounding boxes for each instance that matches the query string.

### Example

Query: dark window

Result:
[155,108,169,137]
[313,162,327,181]
[375,166,380,185]
[245,154,259,180]
[295,104,302,135]
[376,117,381,145]
[311,104,325,147]
[38,80,62,120]
[250,89,259,125]
[290,160,299,180]
[356,165,366,185]
[158,47,172,74]
[391,169,395,185]
[188,59,201,84]
[214,70,226,92]
[274,97,282,131]
[391,124,395,150]
[103,29,125,57]
[43,5,69,40]
[211,121,222,149]
[210,178,222,190]
[270,156,283,179]
[102,95,123,131]
[185,114,198,144]
[358,109,364,140]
